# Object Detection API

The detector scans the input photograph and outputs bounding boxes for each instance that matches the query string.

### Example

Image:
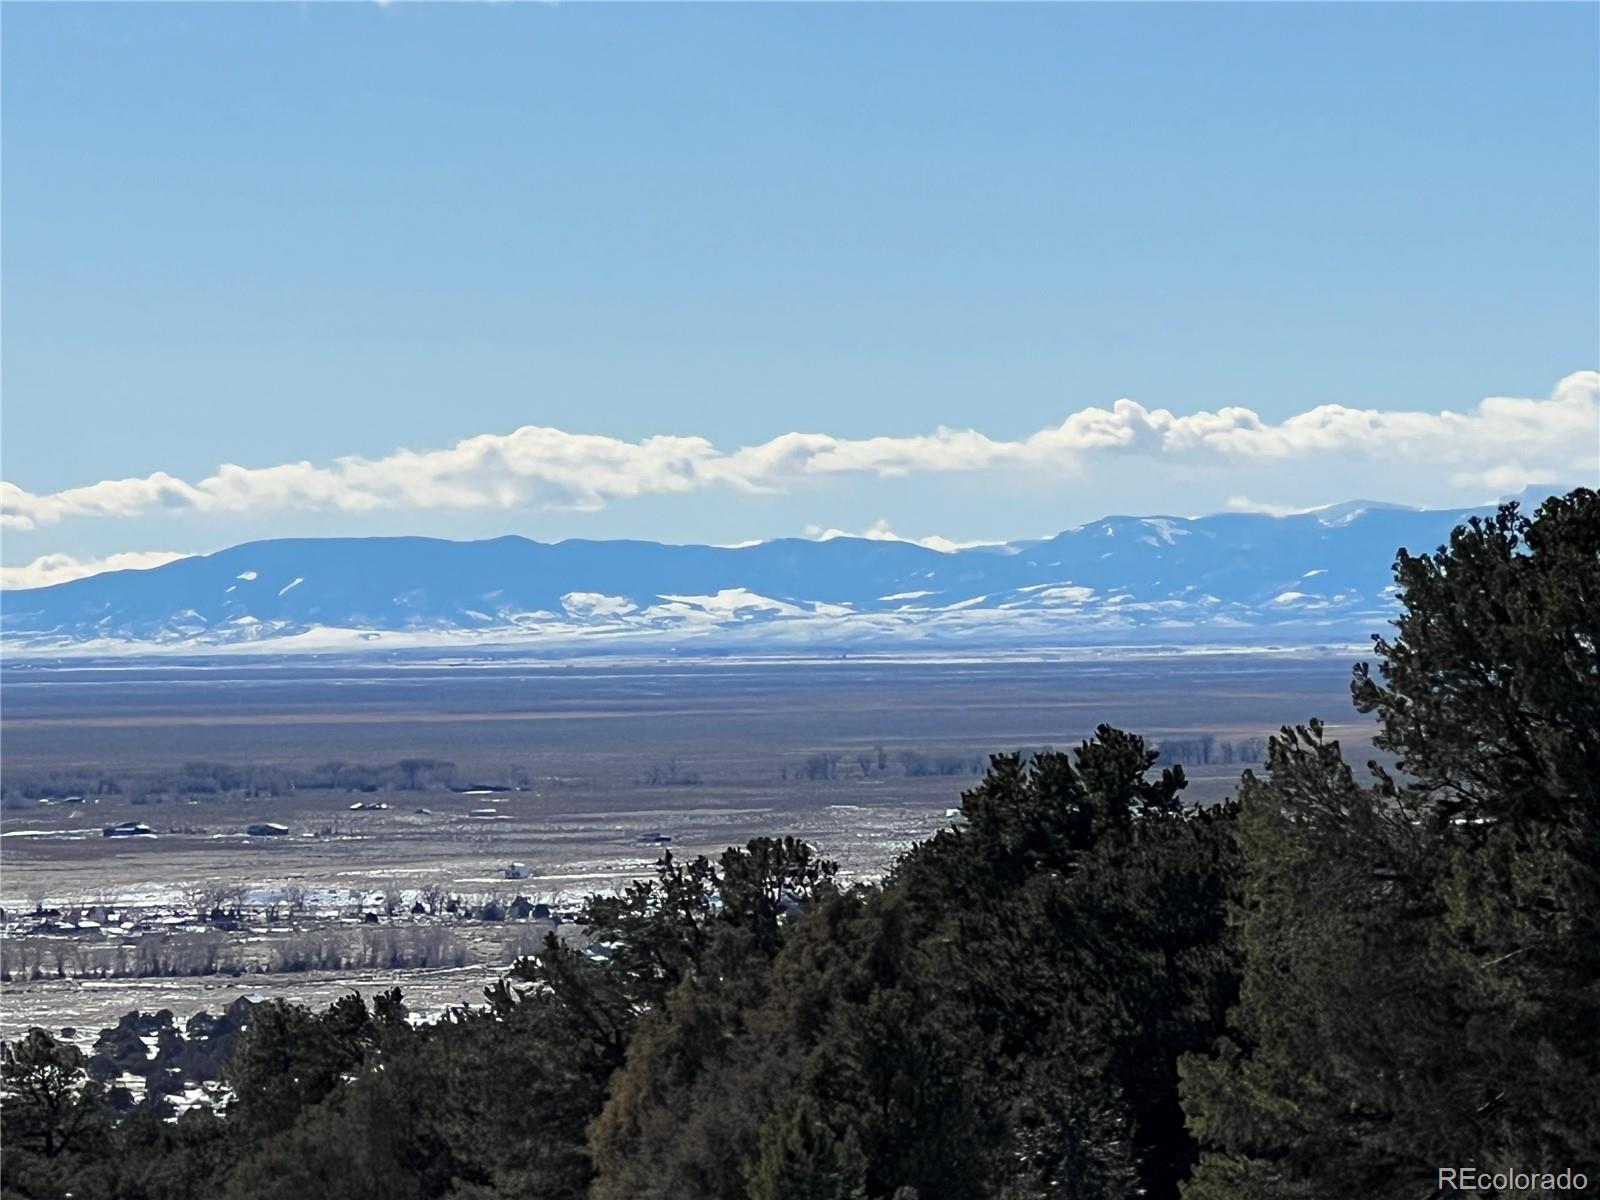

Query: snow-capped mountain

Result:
[0,493,1563,657]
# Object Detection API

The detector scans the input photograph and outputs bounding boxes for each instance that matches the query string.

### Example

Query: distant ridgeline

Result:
[2,488,1596,1200]
[0,488,1573,655]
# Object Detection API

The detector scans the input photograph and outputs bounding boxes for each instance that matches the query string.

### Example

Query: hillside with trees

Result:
[3,489,1595,1200]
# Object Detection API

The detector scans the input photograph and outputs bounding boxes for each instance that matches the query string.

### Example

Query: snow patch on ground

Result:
[561,593,638,619]
[1141,518,1188,544]
[649,589,804,619]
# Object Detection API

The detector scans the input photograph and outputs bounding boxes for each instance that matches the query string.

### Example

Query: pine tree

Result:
[746,1096,869,1200]
[0,1028,113,1198]
[1351,488,1600,1172]
[1183,489,1600,1197]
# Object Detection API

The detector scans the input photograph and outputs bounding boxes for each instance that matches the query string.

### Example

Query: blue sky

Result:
[3,3,1597,584]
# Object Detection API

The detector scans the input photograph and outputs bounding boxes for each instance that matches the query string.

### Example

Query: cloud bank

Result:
[0,551,194,590]
[3,372,1594,532]
[804,519,1002,554]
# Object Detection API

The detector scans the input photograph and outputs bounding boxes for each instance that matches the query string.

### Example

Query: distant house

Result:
[246,822,289,837]
[103,821,154,838]
[637,832,672,845]
[503,862,531,880]
[348,801,390,811]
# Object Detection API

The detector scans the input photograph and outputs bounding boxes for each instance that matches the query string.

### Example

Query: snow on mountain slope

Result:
[0,493,1568,656]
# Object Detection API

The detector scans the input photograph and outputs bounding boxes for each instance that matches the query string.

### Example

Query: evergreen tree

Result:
[1179,723,1465,1198]
[746,1096,868,1200]
[590,726,1239,1200]
[18,496,1590,1200]
[1183,489,1600,1197]
[223,992,382,1136]
[0,1029,113,1198]
[1,1030,105,1160]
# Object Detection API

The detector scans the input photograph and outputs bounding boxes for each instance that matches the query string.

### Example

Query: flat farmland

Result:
[1,651,1378,900]
[1,649,1377,1036]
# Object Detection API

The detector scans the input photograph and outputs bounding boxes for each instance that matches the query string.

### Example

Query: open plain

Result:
[1,648,1376,1037]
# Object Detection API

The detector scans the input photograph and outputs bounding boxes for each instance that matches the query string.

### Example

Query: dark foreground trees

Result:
[586,725,1240,1200]
[1182,487,1600,1197]
[3,489,1593,1200]
[0,1031,111,1196]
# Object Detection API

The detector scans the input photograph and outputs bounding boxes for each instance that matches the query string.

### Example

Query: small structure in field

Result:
[503,862,531,880]
[246,822,289,837]
[103,821,155,839]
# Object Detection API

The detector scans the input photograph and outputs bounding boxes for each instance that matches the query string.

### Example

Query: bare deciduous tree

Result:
[419,879,448,915]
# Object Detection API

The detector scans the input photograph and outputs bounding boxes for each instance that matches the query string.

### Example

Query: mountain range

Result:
[0,491,1564,658]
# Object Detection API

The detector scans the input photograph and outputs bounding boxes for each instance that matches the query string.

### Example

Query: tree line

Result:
[0,759,532,809]
[2,490,1595,1200]
[785,736,1268,783]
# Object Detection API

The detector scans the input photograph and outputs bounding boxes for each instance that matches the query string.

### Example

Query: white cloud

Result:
[803,519,1000,554]
[1448,463,1566,493]
[0,550,193,590]
[2,372,1594,532]
[1226,496,1313,517]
